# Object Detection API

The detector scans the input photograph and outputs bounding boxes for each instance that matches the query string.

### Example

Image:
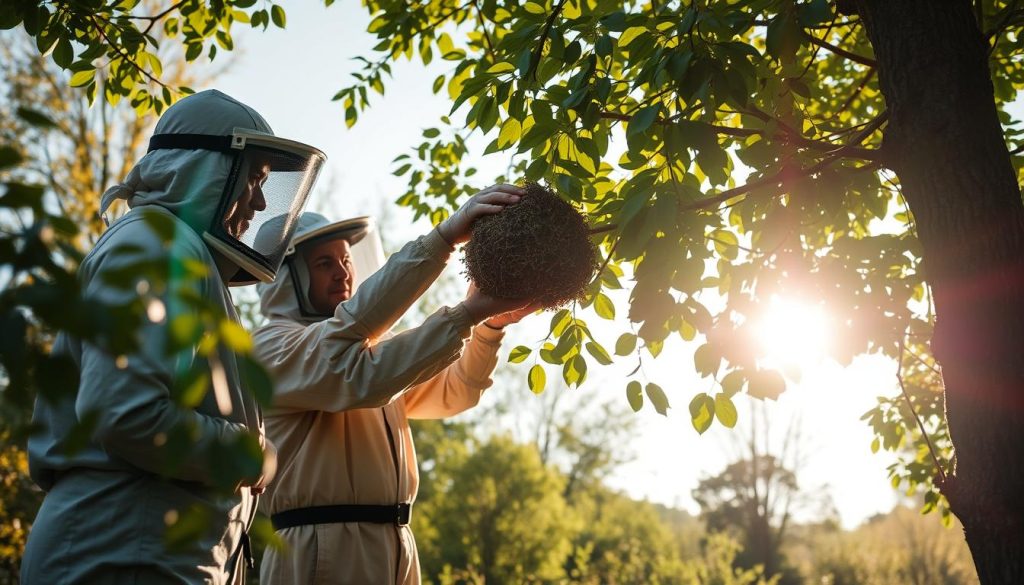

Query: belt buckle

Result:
[396,503,411,526]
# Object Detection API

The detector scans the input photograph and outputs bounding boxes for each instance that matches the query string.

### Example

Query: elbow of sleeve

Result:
[339,377,403,411]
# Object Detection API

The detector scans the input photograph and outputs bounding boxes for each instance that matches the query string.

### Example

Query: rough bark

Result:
[854,1,1024,583]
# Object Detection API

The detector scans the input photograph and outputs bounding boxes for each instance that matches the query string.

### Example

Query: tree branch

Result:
[897,338,948,484]
[801,30,876,66]
[134,0,189,36]
[526,0,567,81]
[598,110,882,160]
[470,0,496,59]
[89,14,167,87]
[681,112,888,213]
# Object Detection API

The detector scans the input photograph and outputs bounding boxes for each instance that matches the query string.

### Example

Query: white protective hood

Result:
[256,212,385,323]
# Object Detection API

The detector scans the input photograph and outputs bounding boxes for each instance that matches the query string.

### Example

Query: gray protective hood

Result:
[99,89,274,234]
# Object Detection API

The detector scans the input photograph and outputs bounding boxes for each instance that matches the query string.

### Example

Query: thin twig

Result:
[798,17,834,79]
[905,346,943,377]
[470,0,496,58]
[89,14,167,87]
[589,237,621,287]
[526,0,568,81]
[897,339,948,484]
[131,0,189,36]
[834,67,877,117]
[801,30,876,66]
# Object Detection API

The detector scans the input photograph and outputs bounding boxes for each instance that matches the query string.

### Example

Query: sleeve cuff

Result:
[444,303,475,338]
[472,323,506,345]
[420,228,455,263]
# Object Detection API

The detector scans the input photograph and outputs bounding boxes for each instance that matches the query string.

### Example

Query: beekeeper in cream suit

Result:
[253,198,536,585]
[22,89,326,584]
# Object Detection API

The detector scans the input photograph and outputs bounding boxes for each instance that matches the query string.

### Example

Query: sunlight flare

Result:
[755,297,831,368]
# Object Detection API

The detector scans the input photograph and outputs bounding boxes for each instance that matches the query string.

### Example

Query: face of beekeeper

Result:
[223,162,271,239]
[302,237,355,314]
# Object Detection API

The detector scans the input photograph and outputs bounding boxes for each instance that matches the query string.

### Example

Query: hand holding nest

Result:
[437,184,525,246]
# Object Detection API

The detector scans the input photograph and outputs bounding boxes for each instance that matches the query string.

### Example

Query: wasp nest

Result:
[463,182,598,310]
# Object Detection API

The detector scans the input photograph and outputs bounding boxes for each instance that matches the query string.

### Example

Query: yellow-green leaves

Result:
[497,118,522,149]
[270,5,286,28]
[593,293,615,320]
[627,105,660,138]
[528,364,546,394]
[509,345,532,363]
[617,26,648,48]
[626,381,643,412]
[714,393,738,428]
[689,393,715,434]
[615,333,637,356]
[584,341,612,365]
[646,383,669,416]
[218,320,252,353]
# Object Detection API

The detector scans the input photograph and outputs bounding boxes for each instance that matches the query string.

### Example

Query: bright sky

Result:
[203,3,937,529]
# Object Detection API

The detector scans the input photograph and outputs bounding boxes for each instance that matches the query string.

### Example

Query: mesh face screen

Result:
[218,145,324,272]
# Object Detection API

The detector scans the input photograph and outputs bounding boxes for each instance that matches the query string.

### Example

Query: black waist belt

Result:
[272,503,412,530]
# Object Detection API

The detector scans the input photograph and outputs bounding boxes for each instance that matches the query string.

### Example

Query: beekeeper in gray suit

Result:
[21,89,326,584]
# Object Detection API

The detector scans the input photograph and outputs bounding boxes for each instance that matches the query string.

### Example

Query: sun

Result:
[754,296,831,369]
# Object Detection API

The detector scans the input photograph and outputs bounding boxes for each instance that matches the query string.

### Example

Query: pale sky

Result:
[197,2,977,529]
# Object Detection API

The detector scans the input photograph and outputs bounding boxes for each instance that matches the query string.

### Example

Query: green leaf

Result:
[748,369,786,400]
[617,26,648,48]
[486,62,516,74]
[593,293,615,320]
[626,381,643,412]
[584,341,613,365]
[550,309,572,337]
[627,105,660,138]
[497,118,522,148]
[646,383,669,416]
[798,0,833,26]
[69,69,95,88]
[614,332,637,356]
[563,354,587,387]
[766,11,802,61]
[218,320,251,353]
[271,4,286,28]
[52,36,73,69]
[508,345,532,363]
[185,42,202,61]
[528,364,546,394]
[714,393,738,428]
[688,393,715,434]
[523,1,546,15]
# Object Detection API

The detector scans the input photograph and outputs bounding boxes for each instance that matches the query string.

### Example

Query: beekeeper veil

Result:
[98,89,326,285]
[256,212,386,321]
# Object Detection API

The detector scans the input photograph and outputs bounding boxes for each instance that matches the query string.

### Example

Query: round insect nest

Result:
[463,182,598,310]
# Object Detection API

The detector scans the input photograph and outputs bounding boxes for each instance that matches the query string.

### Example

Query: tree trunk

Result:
[854,1,1024,582]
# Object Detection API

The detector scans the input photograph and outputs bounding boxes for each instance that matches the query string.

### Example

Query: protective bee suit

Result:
[253,212,505,585]
[22,90,324,585]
